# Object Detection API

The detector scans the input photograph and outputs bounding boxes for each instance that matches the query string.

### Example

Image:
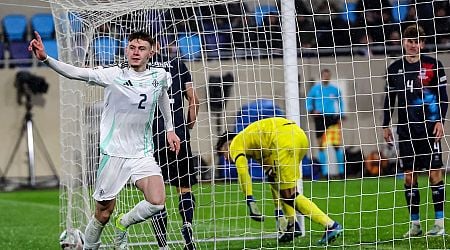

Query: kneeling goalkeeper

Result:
[216,117,342,245]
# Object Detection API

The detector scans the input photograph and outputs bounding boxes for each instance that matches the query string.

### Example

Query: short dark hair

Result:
[403,25,426,42]
[215,131,238,152]
[128,31,155,45]
[321,68,331,75]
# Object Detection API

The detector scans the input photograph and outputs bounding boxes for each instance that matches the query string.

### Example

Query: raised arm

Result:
[234,154,253,197]
[29,31,93,82]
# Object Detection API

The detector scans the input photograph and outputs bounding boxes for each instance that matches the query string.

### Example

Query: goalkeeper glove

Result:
[246,196,264,222]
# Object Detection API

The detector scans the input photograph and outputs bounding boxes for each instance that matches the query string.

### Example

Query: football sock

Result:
[84,216,104,249]
[335,147,345,176]
[179,192,196,224]
[281,200,296,224]
[151,207,168,247]
[275,209,283,218]
[431,181,445,225]
[121,200,164,228]
[284,193,333,227]
[404,183,420,222]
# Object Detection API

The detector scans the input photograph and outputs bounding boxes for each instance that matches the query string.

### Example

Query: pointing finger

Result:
[34,31,42,42]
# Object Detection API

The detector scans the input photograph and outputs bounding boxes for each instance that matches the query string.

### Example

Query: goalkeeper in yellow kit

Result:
[216,117,342,245]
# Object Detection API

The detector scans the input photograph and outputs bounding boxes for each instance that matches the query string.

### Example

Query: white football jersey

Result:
[88,65,172,158]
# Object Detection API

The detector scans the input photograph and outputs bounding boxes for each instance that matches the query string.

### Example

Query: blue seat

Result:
[392,0,410,23]
[93,36,119,65]
[31,13,55,40]
[9,42,32,68]
[178,33,202,61]
[235,99,285,132]
[3,14,27,42]
[43,39,58,59]
[254,5,278,26]
[341,2,358,24]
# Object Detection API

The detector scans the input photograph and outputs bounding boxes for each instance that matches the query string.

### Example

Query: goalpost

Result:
[51,0,450,249]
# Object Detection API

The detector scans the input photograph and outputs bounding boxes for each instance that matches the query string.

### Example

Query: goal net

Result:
[52,0,450,249]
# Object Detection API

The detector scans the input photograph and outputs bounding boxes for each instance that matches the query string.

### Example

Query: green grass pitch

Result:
[1,175,449,249]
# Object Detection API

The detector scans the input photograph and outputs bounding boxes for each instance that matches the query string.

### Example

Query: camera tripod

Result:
[0,98,59,188]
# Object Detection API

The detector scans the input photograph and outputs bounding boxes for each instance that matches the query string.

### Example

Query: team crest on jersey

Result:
[152,79,159,87]
[418,63,435,85]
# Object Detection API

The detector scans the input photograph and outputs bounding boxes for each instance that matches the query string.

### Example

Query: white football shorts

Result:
[93,154,162,201]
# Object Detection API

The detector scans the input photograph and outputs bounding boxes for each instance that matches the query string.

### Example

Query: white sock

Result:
[412,220,421,226]
[84,216,104,250]
[435,218,444,228]
[326,221,335,228]
[121,200,164,228]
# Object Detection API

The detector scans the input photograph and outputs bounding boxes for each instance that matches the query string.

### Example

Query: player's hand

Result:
[28,31,47,61]
[247,200,264,222]
[433,122,444,141]
[383,127,394,144]
[167,131,180,155]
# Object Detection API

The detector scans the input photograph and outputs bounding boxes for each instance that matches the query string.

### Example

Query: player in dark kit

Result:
[383,25,448,237]
[150,42,200,250]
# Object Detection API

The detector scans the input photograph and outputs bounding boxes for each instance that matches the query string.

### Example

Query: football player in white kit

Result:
[29,30,180,250]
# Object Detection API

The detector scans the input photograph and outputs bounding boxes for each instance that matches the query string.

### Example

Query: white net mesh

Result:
[52,0,450,249]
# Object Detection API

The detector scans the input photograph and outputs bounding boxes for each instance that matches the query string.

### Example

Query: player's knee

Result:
[403,172,415,186]
[147,195,165,206]
[95,208,112,224]
[429,169,443,185]
[94,200,115,224]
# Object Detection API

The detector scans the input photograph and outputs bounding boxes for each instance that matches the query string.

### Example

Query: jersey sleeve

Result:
[382,64,397,127]
[88,66,122,87]
[166,71,173,89]
[45,56,119,87]
[230,135,254,197]
[306,85,316,112]
[46,56,93,82]
[437,60,448,121]
[158,70,174,131]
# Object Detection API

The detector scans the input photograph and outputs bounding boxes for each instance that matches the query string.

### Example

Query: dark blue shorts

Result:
[398,134,443,171]
[154,140,198,188]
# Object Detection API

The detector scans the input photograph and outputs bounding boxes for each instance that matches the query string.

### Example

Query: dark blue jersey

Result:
[383,55,448,138]
[151,53,193,147]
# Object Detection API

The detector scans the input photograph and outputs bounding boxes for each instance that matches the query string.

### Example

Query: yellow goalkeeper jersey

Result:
[229,117,309,195]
